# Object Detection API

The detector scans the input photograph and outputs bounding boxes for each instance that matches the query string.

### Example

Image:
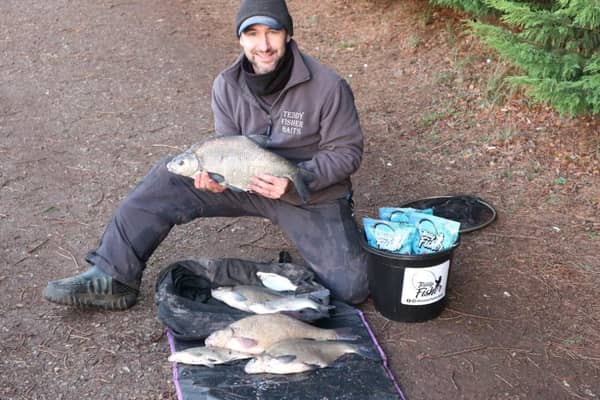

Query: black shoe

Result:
[43,266,138,310]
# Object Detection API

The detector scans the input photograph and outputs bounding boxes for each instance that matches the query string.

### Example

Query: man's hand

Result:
[194,171,227,193]
[248,174,291,200]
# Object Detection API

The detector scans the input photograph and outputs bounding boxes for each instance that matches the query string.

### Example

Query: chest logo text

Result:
[280,111,304,136]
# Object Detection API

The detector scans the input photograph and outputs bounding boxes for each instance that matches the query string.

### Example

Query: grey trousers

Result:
[86,158,369,304]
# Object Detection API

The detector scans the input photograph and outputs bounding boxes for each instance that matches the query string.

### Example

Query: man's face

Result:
[239,24,289,75]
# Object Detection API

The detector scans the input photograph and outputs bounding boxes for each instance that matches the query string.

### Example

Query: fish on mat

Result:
[166,135,313,203]
[211,285,332,314]
[204,313,358,355]
[168,346,252,367]
[244,338,373,374]
[256,271,298,292]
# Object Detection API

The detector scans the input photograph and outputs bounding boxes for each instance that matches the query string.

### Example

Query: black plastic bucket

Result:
[360,234,459,322]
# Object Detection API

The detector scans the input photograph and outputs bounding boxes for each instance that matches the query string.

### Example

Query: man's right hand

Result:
[194,171,227,193]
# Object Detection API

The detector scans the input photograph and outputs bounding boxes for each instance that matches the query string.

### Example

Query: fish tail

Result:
[352,345,380,361]
[292,169,312,204]
[316,303,336,314]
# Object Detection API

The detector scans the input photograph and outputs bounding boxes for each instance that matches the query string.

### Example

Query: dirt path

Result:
[1,0,599,399]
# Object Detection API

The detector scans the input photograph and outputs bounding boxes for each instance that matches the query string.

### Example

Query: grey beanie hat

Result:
[235,0,293,37]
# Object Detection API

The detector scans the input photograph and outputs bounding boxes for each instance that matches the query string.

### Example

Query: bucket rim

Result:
[359,231,459,260]
[399,194,497,233]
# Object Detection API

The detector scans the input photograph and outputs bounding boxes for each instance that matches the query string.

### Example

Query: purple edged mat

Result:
[166,305,406,400]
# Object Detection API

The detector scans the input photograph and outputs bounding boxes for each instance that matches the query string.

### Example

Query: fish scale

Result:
[204,313,357,355]
[166,135,313,203]
[244,338,369,374]
[211,285,332,314]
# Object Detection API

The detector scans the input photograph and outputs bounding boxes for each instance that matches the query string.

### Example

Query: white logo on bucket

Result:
[401,260,450,305]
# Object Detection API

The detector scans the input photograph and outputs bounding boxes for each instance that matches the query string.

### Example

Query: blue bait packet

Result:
[378,207,434,224]
[362,217,417,255]
[408,212,461,254]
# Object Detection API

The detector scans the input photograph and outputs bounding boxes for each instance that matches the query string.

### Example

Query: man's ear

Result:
[286,34,291,43]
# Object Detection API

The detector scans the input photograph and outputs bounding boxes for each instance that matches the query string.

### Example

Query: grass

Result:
[407,35,422,49]
[428,129,441,144]
[306,15,319,25]
[482,62,519,107]
[338,40,355,50]
[563,335,584,346]
[545,193,562,204]
[526,164,543,181]
[435,70,457,86]
[420,6,435,26]
[554,176,567,186]
[445,21,459,47]
[419,111,446,128]
[496,125,520,141]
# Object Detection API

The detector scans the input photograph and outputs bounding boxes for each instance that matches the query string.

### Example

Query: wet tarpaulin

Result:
[155,258,406,400]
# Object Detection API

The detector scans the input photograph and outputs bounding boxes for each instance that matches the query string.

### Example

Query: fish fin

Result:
[246,134,270,147]
[207,172,225,183]
[306,294,326,304]
[304,362,323,370]
[299,167,315,182]
[231,337,259,351]
[334,327,360,341]
[353,345,380,361]
[316,303,336,314]
[229,292,248,302]
[291,172,311,204]
[274,354,297,364]
[204,363,215,368]
[226,185,245,192]
[249,302,275,313]
[189,143,201,152]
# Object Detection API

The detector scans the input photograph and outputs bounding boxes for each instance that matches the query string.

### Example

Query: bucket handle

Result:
[373,222,396,233]
[416,218,439,235]
[388,209,408,221]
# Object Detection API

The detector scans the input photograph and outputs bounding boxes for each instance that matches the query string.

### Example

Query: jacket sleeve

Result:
[298,79,363,191]
[211,75,240,136]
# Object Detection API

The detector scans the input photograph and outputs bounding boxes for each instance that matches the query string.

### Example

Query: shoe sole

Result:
[43,289,137,311]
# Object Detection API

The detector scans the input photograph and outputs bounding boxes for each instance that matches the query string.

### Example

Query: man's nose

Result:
[257,33,271,51]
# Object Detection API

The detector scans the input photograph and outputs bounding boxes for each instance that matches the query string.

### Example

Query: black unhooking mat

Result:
[155,258,406,400]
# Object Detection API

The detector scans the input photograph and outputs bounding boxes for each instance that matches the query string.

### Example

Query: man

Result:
[43,0,369,310]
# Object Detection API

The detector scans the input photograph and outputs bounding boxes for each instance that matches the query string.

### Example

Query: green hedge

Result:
[431,0,600,116]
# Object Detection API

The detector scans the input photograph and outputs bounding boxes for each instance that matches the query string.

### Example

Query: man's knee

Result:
[334,277,369,305]
[321,253,369,305]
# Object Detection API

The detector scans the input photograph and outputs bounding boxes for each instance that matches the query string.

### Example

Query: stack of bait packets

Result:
[363,207,460,255]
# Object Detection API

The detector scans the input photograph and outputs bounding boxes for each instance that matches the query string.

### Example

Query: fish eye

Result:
[178,160,184,166]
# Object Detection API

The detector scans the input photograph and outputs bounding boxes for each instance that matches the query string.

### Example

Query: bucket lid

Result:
[399,195,496,233]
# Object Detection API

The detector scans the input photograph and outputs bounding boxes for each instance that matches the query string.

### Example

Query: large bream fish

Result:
[211,285,333,314]
[244,338,372,374]
[166,135,313,203]
[205,313,357,355]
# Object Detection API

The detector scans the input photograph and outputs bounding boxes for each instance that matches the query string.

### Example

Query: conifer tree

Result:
[463,0,600,115]
[430,0,493,16]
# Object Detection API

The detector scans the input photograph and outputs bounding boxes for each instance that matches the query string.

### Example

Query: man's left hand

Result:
[247,174,291,200]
